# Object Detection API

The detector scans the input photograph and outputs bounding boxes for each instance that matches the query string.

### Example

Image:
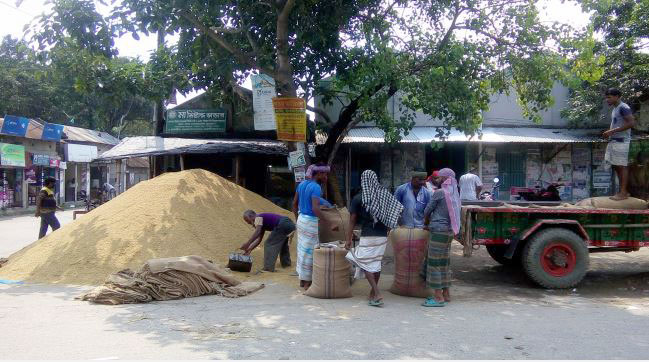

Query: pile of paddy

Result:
[0,169,297,285]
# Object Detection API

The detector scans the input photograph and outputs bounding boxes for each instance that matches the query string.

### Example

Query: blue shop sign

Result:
[33,154,51,166]
[41,123,64,141]
[1,115,29,137]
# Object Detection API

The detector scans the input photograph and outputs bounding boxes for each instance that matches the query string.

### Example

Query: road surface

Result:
[2,212,649,359]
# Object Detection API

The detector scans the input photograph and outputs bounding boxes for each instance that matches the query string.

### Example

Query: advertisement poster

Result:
[294,166,306,183]
[252,74,277,131]
[289,150,306,169]
[165,109,226,134]
[273,97,307,142]
[1,115,29,137]
[0,143,26,167]
[25,167,37,183]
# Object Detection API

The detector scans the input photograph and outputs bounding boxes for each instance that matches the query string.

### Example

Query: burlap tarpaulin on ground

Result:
[78,256,264,305]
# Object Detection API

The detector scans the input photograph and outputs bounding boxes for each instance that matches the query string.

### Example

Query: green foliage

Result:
[33,0,573,147]
[564,0,649,125]
[0,35,154,136]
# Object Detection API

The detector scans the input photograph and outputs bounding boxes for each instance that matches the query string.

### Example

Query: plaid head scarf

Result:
[360,170,404,229]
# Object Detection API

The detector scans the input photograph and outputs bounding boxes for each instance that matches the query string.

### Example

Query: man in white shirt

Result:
[459,168,483,201]
[603,88,635,200]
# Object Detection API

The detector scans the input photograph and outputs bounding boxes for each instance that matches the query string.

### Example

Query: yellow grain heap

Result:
[0,169,297,285]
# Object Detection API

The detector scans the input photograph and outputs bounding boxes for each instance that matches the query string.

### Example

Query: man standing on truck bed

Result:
[603,88,636,200]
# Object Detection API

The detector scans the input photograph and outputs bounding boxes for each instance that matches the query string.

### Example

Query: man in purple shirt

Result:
[240,210,295,272]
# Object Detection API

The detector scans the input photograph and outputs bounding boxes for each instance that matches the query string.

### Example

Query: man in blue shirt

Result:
[394,169,431,229]
[603,88,636,200]
[292,163,330,290]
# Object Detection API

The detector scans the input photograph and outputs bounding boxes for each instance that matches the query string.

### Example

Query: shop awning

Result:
[96,136,288,160]
[317,127,604,144]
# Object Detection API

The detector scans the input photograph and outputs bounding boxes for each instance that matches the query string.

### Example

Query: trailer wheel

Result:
[486,245,522,267]
[523,228,589,289]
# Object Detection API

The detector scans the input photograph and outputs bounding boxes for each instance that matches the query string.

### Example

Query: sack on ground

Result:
[306,242,352,299]
[389,227,434,298]
[575,196,648,210]
[319,207,350,243]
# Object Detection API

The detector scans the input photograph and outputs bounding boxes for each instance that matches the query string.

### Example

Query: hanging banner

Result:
[41,123,65,141]
[0,143,26,167]
[65,143,98,162]
[49,158,61,168]
[1,115,29,137]
[33,154,51,166]
[165,109,226,134]
[273,97,306,142]
[252,74,277,131]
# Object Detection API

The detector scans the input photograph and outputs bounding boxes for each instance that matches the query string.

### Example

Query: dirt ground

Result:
[2,213,649,359]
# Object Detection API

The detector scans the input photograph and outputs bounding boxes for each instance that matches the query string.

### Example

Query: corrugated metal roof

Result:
[317,127,604,144]
[63,125,120,145]
[126,157,150,168]
[97,136,288,160]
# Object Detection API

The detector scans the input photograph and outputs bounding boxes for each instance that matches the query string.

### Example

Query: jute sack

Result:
[319,207,350,243]
[575,196,648,210]
[389,227,434,298]
[305,242,352,299]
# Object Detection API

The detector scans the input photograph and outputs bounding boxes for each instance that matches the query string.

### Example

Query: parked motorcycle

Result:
[517,183,562,202]
[479,177,501,201]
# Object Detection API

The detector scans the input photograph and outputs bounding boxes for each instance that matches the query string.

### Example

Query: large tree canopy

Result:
[563,0,649,125]
[34,0,573,157]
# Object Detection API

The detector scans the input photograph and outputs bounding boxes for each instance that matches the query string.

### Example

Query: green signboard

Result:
[165,109,226,134]
[0,143,26,167]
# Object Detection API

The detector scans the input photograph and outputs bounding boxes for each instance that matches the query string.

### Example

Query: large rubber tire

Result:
[486,245,522,266]
[522,228,589,289]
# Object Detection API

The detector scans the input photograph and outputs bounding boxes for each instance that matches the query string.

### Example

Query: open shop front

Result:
[0,143,27,209]
[64,143,98,203]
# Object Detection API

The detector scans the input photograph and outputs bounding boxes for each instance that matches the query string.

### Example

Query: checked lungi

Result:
[426,231,453,290]
[296,214,319,281]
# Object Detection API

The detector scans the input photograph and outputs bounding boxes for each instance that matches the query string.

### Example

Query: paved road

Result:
[0,210,77,257]
[2,213,649,359]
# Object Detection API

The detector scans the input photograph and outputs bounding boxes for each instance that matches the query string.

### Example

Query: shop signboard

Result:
[165,109,226,134]
[33,154,51,166]
[273,97,306,142]
[1,115,29,137]
[65,143,98,163]
[0,143,26,167]
[41,123,64,141]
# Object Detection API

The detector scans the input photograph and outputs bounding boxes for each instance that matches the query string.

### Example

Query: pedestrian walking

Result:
[36,177,63,239]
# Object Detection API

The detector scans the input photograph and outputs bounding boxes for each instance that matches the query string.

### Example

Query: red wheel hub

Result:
[540,243,576,277]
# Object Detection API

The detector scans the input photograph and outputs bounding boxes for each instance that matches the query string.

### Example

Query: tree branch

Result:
[178,9,275,77]
[307,104,333,125]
